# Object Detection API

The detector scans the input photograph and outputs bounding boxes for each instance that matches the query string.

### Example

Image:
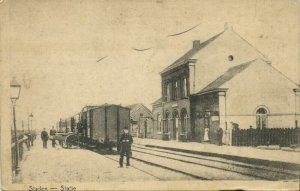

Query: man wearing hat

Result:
[41,128,49,149]
[119,126,133,167]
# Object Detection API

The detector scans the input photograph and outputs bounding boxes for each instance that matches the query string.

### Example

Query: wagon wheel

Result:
[65,134,77,149]
[61,140,68,148]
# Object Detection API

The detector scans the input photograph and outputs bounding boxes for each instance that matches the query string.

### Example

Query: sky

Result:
[1,0,300,131]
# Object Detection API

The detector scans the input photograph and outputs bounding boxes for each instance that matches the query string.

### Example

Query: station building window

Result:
[182,78,187,98]
[256,107,268,129]
[157,113,162,132]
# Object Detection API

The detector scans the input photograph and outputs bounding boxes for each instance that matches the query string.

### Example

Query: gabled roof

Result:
[127,103,140,110]
[126,103,152,116]
[151,97,162,105]
[161,31,224,74]
[196,59,257,94]
[81,103,129,113]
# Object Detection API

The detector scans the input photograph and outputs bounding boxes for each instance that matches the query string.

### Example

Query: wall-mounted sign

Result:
[172,103,178,107]
[211,116,219,121]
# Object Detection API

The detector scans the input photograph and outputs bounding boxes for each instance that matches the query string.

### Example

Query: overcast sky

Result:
[2,0,299,131]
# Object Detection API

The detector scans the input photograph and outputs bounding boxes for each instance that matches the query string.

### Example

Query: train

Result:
[55,104,131,150]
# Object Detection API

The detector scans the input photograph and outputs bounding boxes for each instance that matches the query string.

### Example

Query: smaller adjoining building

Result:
[127,103,154,138]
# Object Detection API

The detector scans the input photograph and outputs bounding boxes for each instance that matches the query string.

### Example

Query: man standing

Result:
[50,126,57,148]
[119,127,133,168]
[217,128,223,146]
[41,128,49,149]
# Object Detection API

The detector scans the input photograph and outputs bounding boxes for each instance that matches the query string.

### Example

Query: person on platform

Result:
[203,128,210,142]
[49,126,57,148]
[119,126,133,168]
[217,128,223,146]
[41,128,49,149]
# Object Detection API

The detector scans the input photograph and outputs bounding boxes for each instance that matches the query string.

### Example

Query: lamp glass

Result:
[10,78,21,100]
[10,85,21,100]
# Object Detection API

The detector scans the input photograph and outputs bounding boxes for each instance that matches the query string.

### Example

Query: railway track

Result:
[92,144,299,181]
[131,144,300,180]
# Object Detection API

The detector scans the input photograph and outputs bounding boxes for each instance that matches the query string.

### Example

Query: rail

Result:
[11,133,35,175]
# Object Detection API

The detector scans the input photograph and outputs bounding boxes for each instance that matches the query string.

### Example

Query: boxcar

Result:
[57,119,67,133]
[80,104,130,148]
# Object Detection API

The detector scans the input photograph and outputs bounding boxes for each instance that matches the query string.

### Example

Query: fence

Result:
[11,134,32,175]
[231,128,300,147]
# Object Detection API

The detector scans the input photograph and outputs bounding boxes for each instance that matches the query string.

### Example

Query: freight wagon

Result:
[58,104,131,150]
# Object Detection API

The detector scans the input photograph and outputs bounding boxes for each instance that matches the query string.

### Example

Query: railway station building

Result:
[152,24,300,144]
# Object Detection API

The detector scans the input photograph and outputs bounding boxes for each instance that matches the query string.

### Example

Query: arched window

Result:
[164,112,169,133]
[256,107,268,129]
[181,109,188,133]
[157,113,162,132]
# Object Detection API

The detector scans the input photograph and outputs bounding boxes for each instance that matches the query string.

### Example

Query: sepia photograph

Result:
[1,0,300,190]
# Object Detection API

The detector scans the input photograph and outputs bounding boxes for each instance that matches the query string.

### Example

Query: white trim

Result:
[254,105,270,114]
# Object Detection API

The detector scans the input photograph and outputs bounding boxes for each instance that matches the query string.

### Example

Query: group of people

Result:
[203,127,224,146]
[40,127,57,149]
[40,126,133,168]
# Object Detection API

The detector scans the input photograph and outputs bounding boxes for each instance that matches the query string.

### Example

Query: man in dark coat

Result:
[119,127,133,167]
[41,128,49,149]
[217,128,223,146]
[49,126,57,148]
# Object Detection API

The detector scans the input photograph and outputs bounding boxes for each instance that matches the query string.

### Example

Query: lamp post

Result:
[10,77,21,175]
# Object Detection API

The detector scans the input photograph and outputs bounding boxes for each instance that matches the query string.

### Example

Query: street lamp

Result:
[10,77,21,175]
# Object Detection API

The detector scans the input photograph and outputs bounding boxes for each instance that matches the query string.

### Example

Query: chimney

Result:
[193,40,200,49]
[224,22,233,31]
[266,60,272,65]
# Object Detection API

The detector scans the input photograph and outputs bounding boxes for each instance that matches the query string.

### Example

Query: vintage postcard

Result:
[1,0,300,190]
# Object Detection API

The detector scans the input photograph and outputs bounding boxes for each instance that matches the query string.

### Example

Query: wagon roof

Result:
[82,103,130,112]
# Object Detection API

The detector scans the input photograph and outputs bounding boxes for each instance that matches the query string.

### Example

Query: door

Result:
[144,120,147,138]
[173,117,178,140]
[173,111,179,140]
[204,111,211,141]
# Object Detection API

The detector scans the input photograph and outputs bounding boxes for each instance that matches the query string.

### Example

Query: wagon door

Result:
[119,107,130,135]
[106,106,118,143]
[92,107,106,141]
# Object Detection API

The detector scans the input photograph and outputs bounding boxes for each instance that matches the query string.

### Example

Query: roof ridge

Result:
[152,97,162,104]
[161,31,224,74]
[231,30,268,60]
[129,103,152,115]
[262,60,299,87]
[197,59,258,94]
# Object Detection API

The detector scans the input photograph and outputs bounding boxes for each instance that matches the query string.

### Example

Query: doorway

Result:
[173,110,179,140]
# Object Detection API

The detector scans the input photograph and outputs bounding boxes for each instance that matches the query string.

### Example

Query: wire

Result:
[168,24,199,37]
[132,47,152,51]
[96,56,107,63]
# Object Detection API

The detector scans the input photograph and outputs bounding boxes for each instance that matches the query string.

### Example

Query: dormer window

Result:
[228,55,234,61]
